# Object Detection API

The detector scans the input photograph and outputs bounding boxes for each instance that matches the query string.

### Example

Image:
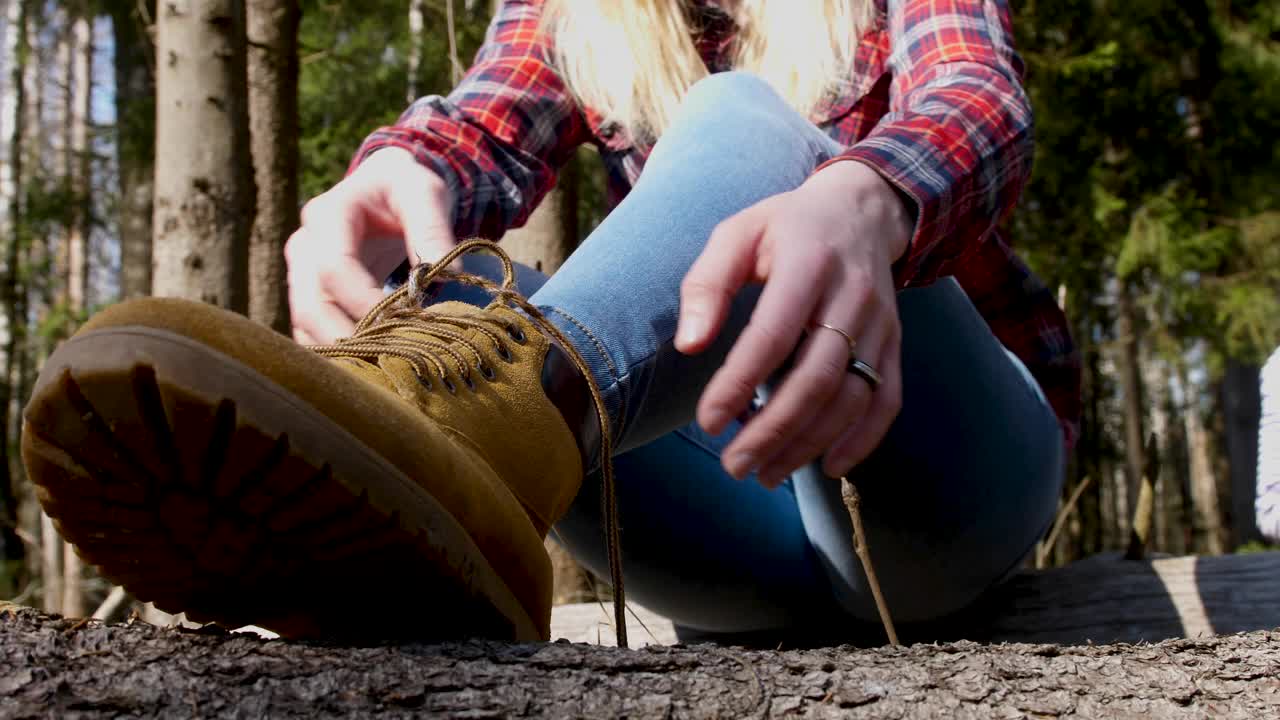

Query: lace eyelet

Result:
[443,377,457,395]
[479,363,497,381]
[415,374,433,392]
[495,344,513,363]
[506,324,527,344]
[463,374,477,392]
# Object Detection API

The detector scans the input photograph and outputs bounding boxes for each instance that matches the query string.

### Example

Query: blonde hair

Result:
[540,0,877,144]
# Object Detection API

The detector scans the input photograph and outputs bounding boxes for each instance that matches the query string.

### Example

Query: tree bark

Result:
[152,0,254,312]
[1222,359,1262,547]
[406,0,425,104]
[6,589,1280,718]
[59,6,94,619]
[15,0,43,595]
[501,159,580,275]
[1115,283,1146,532]
[111,0,157,300]
[1176,360,1226,554]
[246,0,297,334]
[66,10,91,318]
[0,0,28,595]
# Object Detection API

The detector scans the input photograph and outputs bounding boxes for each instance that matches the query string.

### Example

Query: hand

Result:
[286,147,456,345]
[676,161,913,488]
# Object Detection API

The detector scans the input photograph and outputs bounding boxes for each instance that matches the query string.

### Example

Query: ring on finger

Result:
[847,357,882,390]
[812,322,881,391]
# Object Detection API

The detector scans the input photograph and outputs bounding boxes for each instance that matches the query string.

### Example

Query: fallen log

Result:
[3,604,1280,718]
[552,551,1280,647]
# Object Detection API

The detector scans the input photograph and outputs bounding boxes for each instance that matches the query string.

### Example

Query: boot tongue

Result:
[321,300,499,394]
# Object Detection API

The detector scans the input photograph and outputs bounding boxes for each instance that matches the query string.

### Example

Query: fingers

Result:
[286,148,455,345]
[824,328,902,476]
[384,160,456,267]
[721,267,883,484]
[676,198,780,355]
[753,330,885,488]
[696,234,836,438]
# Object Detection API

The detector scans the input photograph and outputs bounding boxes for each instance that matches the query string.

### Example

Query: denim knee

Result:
[650,71,838,172]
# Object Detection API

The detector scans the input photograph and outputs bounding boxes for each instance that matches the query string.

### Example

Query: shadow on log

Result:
[553,552,1280,648]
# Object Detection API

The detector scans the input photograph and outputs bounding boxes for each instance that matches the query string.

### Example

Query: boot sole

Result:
[22,326,541,642]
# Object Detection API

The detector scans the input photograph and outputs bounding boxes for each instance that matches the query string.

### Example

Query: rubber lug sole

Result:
[22,326,541,642]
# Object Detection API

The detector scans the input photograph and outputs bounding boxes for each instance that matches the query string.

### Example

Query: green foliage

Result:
[1236,540,1280,555]
[1012,0,1280,369]
[297,0,489,199]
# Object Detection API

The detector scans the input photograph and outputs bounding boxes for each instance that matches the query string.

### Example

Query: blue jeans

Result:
[433,72,1064,638]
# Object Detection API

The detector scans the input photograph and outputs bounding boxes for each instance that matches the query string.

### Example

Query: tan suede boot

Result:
[21,241,623,643]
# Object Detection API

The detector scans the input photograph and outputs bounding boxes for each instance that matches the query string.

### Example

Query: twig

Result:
[1124,434,1161,561]
[91,586,129,622]
[1036,475,1094,569]
[840,477,899,646]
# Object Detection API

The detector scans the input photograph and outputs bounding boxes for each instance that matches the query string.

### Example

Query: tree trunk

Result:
[111,0,157,300]
[0,0,28,595]
[152,0,253,312]
[246,0,297,334]
[1176,360,1226,554]
[39,514,59,613]
[1114,283,1146,531]
[501,156,580,274]
[406,0,425,103]
[1222,359,1262,547]
[60,6,94,619]
[66,11,90,318]
[16,0,44,594]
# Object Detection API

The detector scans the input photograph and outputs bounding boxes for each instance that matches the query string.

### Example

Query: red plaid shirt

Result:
[352,0,1081,447]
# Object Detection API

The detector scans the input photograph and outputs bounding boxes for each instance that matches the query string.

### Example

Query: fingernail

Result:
[824,455,853,479]
[726,451,757,479]
[677,312,705,348]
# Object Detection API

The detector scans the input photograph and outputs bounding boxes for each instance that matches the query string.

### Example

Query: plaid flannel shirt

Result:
[351,0,1082,447]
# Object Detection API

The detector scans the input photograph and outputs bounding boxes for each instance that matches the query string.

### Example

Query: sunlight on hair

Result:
[541,0,876,145]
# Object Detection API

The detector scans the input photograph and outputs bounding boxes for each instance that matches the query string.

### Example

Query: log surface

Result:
[7,552,1280,718]
[553,552,1280,648]
[3,605,1280,718]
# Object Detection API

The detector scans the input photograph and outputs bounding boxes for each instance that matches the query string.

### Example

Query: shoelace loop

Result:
[307,240,629,648]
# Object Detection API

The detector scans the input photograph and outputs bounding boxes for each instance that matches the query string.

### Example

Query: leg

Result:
[530,71,843,453]
[558,279,1064,635]
[527,71,1063,633]
[427,253,843,634]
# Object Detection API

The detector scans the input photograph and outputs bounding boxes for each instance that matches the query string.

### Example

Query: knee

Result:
[681,71,780,111]
[654,71,818,166]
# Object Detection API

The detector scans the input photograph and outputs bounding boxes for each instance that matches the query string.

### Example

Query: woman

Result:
[25,0,1079,644]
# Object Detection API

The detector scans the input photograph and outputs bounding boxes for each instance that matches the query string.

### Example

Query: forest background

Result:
[0,0,1276,620]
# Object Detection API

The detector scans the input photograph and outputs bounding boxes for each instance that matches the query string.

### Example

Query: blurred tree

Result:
[247,0,299,334]
[153,0,253,311]
[109,0,156,301]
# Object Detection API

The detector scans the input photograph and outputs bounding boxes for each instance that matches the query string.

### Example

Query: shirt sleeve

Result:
[349,0,590,240]
[824,0,1034,285]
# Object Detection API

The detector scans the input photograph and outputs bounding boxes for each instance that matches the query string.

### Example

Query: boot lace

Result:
[306,240,629,648]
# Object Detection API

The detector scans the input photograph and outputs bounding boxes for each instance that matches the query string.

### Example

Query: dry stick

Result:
[92,586,129,622]
[1124,434,1161,561]
[840,477,899,646]
[1035,475,1095,569]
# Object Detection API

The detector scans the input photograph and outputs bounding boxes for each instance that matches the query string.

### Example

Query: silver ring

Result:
[848,357,882,390]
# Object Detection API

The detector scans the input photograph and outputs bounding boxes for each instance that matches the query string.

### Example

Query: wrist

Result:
[806,160,914,262]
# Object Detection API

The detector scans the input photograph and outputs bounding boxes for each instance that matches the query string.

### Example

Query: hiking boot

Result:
[22,241,623,642]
